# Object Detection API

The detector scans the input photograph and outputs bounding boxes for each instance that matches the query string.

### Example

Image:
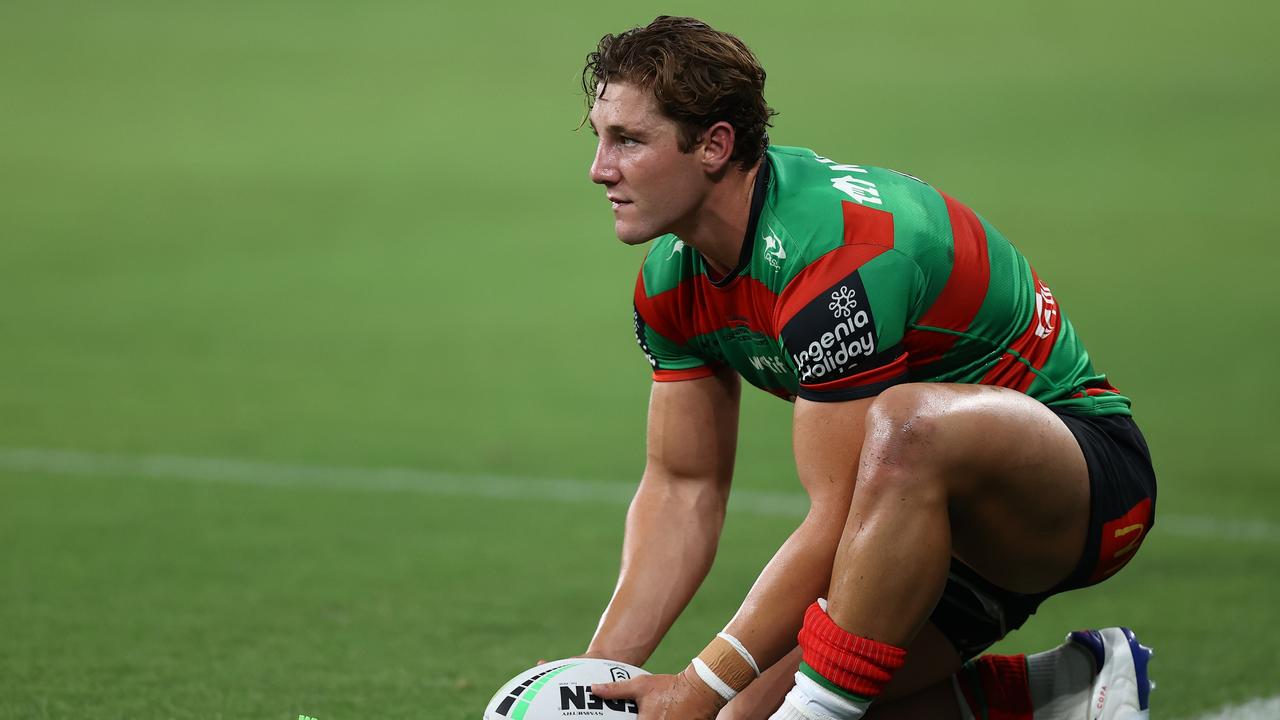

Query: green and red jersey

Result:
[632,145,1130,416]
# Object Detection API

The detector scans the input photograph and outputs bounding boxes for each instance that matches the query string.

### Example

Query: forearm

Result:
[586,472,729,664]
[708,398,871,676]
[719,507,848,670]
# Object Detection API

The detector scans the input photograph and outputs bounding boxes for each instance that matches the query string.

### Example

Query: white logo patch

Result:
[815,155,884,205]
[1033,280,1058,340]
[828,285,858,318]
[831,175,883,205]
[748,355,789,374]
[763,229,787,269]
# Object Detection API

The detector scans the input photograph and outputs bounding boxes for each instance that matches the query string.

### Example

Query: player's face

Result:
[588,82,708,245]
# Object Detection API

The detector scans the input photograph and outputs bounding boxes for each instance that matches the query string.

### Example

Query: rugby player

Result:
[577,16,1157,720]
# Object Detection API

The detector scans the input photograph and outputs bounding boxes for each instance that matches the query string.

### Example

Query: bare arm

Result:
[720,396,874,669]
[585,369,742,665]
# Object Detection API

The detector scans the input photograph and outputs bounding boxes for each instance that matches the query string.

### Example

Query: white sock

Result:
[1025,640,1096,719]
[767,672,871,720]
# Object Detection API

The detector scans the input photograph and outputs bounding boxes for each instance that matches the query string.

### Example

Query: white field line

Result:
[1187,695,1280,720]
[0,447,1277,544]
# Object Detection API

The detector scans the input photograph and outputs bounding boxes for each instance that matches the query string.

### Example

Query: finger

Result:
[590,678,642,699]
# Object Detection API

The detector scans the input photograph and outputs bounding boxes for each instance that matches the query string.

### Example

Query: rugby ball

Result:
[482,658,649,719]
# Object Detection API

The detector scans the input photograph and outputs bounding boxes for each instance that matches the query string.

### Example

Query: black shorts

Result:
[928,410,1158,660]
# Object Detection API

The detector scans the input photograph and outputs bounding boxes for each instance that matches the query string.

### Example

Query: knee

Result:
[864,385,945,465]
[858,385,949,496]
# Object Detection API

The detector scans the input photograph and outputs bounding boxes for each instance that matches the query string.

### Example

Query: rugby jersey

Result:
[633,145,1128,416]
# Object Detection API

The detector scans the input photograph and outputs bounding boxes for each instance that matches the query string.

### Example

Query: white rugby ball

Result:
[482,658,649,720]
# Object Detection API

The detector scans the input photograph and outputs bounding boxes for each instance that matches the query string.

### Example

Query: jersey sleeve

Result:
[633,269,717,382]
[774,244,920,402]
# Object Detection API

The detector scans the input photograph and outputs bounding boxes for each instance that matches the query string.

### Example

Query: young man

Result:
[579,16,1157,720]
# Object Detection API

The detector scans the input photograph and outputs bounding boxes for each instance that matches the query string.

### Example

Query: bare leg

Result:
[823,383,1090,645]
[770,383,1090,719]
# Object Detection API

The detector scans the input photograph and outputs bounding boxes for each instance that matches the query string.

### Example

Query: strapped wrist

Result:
[689,632,760,702]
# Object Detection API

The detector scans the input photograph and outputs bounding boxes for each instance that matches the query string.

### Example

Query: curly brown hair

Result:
[582,16,777,170]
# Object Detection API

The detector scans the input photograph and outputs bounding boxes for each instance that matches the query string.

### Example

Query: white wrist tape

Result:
[692,657,739,701]
[717,632,761,677]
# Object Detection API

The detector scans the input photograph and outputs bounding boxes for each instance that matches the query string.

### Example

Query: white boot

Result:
[1067,628,1154,720]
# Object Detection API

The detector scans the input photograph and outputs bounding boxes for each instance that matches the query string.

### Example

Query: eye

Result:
[620,136,639,147]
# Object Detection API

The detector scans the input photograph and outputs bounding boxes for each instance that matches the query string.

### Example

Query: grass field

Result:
[2,2,1278,718]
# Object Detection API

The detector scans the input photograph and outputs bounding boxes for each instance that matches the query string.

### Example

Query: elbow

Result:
[634,468,731,519]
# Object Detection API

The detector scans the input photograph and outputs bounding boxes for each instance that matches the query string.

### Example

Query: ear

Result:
[699,121,736,174]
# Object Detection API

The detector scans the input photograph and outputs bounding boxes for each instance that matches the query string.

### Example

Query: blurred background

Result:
[1,1,1276,718]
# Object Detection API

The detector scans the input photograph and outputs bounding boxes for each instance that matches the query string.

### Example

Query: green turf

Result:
[2,1,1278,718]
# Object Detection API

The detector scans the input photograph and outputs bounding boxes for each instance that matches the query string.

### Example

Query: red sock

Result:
[955,654,1033,720]
[796,601,907,701]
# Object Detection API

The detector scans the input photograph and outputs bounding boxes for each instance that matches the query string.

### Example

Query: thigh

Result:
[867,383,1091,594]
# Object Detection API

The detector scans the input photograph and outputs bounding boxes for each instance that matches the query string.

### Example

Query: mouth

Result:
[608,196,631,210]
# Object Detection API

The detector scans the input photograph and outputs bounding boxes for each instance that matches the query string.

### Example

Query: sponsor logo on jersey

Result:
[815,155,883,206]
[748,355,789,374]
[828,285,859,318]
[792,314,875,381]
[559,684,640,714]
[1032,279,1058,339]
[782,272,879,383]
[763,228,787,269]
[666,239,686,260]
[830,175,883,205]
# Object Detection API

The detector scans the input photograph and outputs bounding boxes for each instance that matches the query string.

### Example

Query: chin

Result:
[615,222,662,246]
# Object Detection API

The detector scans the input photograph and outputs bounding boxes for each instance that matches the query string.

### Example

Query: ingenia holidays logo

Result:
[791,284,876,382]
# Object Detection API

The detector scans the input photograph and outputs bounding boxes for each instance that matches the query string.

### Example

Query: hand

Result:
[592,666,727,720]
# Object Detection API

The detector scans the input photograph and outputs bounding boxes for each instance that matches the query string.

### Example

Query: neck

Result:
[672,161,762,278]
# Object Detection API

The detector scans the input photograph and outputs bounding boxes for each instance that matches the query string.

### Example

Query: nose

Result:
[589,141,619,185]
